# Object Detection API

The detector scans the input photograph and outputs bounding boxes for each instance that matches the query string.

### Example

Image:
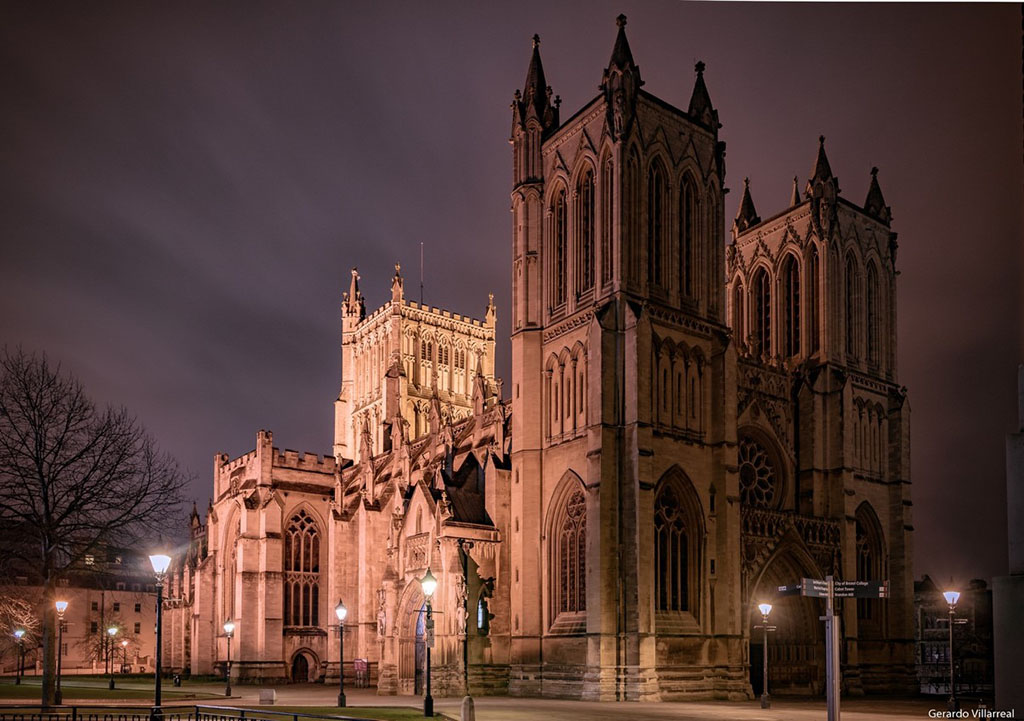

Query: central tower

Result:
[508,16,744,700]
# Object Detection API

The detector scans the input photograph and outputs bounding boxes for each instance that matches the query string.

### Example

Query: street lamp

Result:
[457,538,475,721]
[149,552,171,710]
[222,620,235,697]
[107,626,119,689]
[420,568,437,718]
[13,629,25,685]
[943,590,961,712]
[55,601,68,704]
[334,601,347,707]
[122,639,129,674]
[755,603,776,709]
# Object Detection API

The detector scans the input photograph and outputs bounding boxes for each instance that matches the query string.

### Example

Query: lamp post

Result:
[420,568,437,718]
[943,590,961,712]
[13,629,25,685]
[456,538,475,721]
[55,601,68,704]
[107,626,119,689]
[334,601,347,707]
[755,603,776,709]
[222,621,235,697]
[149,553,171,711]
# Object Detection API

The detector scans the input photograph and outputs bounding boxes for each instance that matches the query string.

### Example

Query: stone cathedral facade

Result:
[164,17,916,701]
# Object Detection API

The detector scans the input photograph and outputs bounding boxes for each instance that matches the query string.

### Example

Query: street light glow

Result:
[55,600,68,615]
[13,629,25,640]
[223,620,235,636]
[335,600,348,622]
[943,590,960,607]
[107,626,118,636]
[421,567,438,598]
[149,553,172,576]
[758,603,773,617]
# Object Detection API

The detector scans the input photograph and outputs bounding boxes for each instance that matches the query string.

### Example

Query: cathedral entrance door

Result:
[291,653,309,683]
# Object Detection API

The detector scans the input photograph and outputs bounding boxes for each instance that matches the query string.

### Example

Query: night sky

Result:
[1,3,1020,586]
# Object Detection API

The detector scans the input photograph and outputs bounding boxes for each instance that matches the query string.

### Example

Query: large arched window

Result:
[551,188,568,307]
[284,510,320,627]
[625,150,640,283]
[575,168,595,295]
[733,282,745,349]
[866,263,879,366]
[753,268,771,357]
[855,503,886,632]
[845,253,860,359]
[782,254,801,358]
[654,471,704,617]
[600,154,614,284]
[655,484,688,611]
[807,246,820,353]
[550,481,587,624]
[648,160,667,288]
[681,177,697,298]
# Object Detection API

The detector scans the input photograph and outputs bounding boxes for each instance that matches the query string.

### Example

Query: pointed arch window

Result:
[600,155,614,284]
[625,151,640,283]
[732,282,745,349]
[866,263,879,366]
[681,178,697,298]
[284,510,320,627]
[654,482,691,612]
[553,488,587,616]
[845,254,861,359]
[575,168,595,295]
[807,246,820,353]
[782,255,801,358]
[648,161,667,288]
[551,189,568,307]
[855,504,886,630]
[753,268,771,357]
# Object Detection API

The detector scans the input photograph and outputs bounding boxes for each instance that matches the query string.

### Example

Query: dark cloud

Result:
[1,2,1019,584]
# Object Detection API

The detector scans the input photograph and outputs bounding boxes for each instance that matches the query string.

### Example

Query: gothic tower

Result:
[509,16,745,700]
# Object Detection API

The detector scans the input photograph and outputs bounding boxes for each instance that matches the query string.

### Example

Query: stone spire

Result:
[687,60,719,130]
[807,135,837,190]
[391,262,404,302]
[600,14,643,140]
[343,267,365,320]
[863,166,892,225]
[805,136,840,237]
[790,175,801,206]
[512,34,559,136]
[733,177,761,233]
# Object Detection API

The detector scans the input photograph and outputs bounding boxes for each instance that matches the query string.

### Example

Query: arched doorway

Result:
[291,654,309,682]
[414,603,426,695]
[749,544,825,696]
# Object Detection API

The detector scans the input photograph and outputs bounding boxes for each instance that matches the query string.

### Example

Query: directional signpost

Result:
[775,575,889,721]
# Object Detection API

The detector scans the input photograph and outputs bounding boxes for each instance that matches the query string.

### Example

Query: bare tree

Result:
[0,594,40,672]
[0,348,189,704]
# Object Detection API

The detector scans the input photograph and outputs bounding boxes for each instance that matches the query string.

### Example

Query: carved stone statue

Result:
[376,588,387,637]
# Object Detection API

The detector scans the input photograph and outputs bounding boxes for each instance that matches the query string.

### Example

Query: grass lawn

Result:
[0,677,221,701]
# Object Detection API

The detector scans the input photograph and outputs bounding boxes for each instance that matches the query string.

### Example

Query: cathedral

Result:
[164,16,917,701]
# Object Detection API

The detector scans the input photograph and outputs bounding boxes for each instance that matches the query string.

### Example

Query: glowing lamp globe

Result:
[13,629,25,640]
[943,590,960,607]
[107,626,118,637]
[758,603,773,617]
[55,600,68,615]
[420,568,438,598]
[335,600,348,622]
[149,553,172,576]
[121,640,128,648]
[223,620,235,636]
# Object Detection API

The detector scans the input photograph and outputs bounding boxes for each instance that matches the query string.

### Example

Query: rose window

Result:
[738,436,777,507]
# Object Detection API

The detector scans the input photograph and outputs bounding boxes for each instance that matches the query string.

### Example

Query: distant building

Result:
[914,575,993,697]
[0,549,159,678]
[166,15,916,701]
